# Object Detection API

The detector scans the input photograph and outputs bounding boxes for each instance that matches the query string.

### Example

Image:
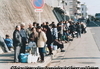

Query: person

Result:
[51,24,58,42]
[20,23,28,53]
[26,23,33,41]
[4,34,13,51]
[36,23,39,27]
[81,22,87,34]
[43,25,53,55]
[69,23,75,38]
[33,22,37,27]
[49,22,55,28]
[65,21,70,30]
[46,22,49,26]
[87,18,90,25]
[29,27,38,55]
[0,36,10,52]
[76,22,82,38]
[57,21,64,40]
[13,25,22,63]
[37,26,47,62]
[29,27,38,44]
[64,30,73,42]
[41,22,46,27]
[53,39,65,52]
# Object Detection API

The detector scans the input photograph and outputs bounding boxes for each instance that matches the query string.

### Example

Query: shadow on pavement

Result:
[0,52,14,63]
[53,57,100,60]
[51,61,60,63]
[0,59,13,63]
[78,62,95,64]
[62,57,100,59]
[58,56,64,57]
[0,53,14,57]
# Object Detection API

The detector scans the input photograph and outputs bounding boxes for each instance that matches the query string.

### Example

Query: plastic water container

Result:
[53,45,57,50]
[20,53,29,63]
[31,55,38,63]
[27,54,32,63]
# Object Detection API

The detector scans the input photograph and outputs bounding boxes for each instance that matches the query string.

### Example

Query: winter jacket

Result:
[13,30,22,46]
[4,38,13,47]
[37,31,47,48]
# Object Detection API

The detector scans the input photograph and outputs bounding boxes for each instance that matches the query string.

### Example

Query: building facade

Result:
[65,0,81,19]
[81,3,88,19]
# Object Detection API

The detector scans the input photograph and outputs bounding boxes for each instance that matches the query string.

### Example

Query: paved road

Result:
[48,21,100,68]
[88,21,100,51]
[87,21,100,27]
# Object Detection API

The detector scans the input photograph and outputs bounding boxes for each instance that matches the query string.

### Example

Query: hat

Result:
[36,26,41,29]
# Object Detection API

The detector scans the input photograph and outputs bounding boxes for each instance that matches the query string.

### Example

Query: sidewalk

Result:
[0,47,60,69]
[49,27,100,68]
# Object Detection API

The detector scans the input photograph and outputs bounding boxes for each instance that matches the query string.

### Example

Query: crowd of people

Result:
[1,20,87,63]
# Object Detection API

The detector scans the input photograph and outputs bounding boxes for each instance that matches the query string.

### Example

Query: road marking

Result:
[92,21,100,27]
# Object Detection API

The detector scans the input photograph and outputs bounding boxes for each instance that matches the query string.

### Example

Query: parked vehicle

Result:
[95,13,100,21]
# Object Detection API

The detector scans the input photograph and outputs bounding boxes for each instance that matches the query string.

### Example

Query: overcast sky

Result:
[81,0,100,15]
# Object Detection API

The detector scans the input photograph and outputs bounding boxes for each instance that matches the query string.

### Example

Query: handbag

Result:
[20,53,29,63]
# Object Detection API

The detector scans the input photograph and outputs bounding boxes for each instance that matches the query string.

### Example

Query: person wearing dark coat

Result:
[69,23,75,38]
[20,23,28,53]
[53,39,65,52]
[29,27,38,44]
[13,25,22,63]
[57,21,63,40]
[87,18,90,25]
[76,22,82,38]
[43,25,53,55]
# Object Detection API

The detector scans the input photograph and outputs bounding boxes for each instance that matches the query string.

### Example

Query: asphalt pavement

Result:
[87,21,100,51]
[49,21,100,68]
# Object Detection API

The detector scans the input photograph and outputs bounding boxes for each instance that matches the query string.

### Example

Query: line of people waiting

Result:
[13,22,66,63]
[0,19,87,63]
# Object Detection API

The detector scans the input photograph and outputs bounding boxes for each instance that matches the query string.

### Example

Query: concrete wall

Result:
[0,0,58,38]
